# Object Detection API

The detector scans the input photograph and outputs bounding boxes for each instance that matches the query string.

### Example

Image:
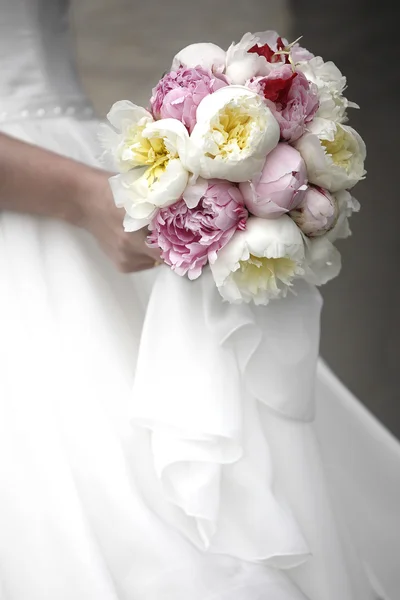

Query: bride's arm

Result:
[0,133,159,272]
[0,132,89,223]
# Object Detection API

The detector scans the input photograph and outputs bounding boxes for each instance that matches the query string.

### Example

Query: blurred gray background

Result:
[70,0,400,437]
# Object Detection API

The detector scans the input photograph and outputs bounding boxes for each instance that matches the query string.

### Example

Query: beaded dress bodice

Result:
[0,0,93,123]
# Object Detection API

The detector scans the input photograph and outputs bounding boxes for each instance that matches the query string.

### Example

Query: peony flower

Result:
[303,235,342,286]
[295,117,366,192]
[239,143,307,218]
[100,100,155,172]
[171,42,226,74]
[110,158,189,232]
[147,179,248,280]
[327,189,360,242]
[150,67,227,133]
[210,215,305,305]
[107,115,190,231]
[225,31,313,85]
[247,65,319,142]
[185,85,280,183]
[301,189,360,286]
[297,56,358,122]
[225,32,273,85]
[290,185,337,237]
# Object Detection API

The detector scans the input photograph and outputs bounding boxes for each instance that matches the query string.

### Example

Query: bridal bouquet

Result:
[101,31,365,305]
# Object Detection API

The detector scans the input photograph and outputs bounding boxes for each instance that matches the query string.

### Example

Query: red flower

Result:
[248,37,289,65]
[258,72,297,104]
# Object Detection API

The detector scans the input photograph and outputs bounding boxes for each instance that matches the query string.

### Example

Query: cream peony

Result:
[171,42,226,74]
[210,216,305,305]
[297,57,358,122]
[107,116,190,231]
[186,85,280,183]
[110,158,189,232]
[100,100,155,172]
[295,117,366,192]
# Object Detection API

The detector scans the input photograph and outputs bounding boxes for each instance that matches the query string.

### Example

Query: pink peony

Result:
[148,181,248,280]
[239,143,308,219]
[150,66,228,133]
[290,185,338,237]
[247,65,319,142]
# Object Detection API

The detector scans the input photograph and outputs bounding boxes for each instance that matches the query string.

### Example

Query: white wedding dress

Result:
[0,1,399,599]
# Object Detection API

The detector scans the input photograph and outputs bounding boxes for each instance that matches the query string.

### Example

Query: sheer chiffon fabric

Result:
[0,116,398,600]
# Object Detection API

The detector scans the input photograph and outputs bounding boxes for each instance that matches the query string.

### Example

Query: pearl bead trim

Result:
[0,103,95,123]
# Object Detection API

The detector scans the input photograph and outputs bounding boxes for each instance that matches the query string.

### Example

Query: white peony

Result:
[297,57,358,122]
[106,114,190,231]
[303,235,342,286]
[225,32,274,84]
[304,190,360,285]
[171,42,226,73]
[100,100,155,172]
[224,31,311,84]
[186,85,280,183]
[110,158,188,232]
[328,189,360,242]
[302,189,360,286]
[210,216,305,305]
[295,117,366,192]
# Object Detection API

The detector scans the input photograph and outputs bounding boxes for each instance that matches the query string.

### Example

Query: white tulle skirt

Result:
[0,116,398,600]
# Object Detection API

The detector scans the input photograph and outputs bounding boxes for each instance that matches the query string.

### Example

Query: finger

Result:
[144,245,162,262]
[141,233,162,262]
[134,261,160,273]
[118,255,158,273]
[124,228,162,262]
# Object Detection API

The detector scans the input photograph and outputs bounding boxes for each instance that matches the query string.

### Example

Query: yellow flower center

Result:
[144,154,170,186]
[234,254,296,295]
[208,104,253,159]
[322,126,353,171]
[119,125,175,186]
[123,125,168,165]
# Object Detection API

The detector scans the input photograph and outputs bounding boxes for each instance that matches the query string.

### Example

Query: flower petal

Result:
[107,100,153,132]
[182,177,208,209]
[142,118,190,158]
[109,159,188,227]
[123,214,152,232]
[171,42,226,73]
[148,158,189,208]
[303,235,342,285]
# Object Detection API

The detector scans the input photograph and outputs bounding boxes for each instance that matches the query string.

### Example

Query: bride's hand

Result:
[79,170,160,273]
[0,134,160,274]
